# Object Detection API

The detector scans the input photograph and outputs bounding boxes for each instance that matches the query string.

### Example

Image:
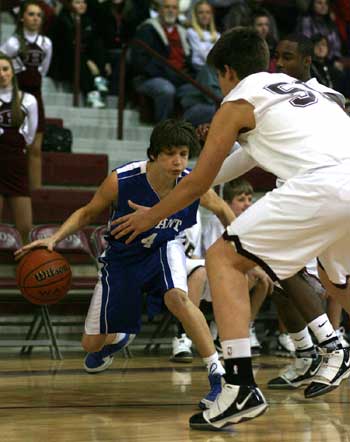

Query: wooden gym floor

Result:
[0,352,349,442]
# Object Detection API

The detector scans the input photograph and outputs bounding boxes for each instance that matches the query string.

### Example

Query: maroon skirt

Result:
[0,152,30,197]
[0,142,30,197]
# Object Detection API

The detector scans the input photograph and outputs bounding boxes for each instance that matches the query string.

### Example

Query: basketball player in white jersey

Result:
[267,34,350,390]
[111,27,350,430]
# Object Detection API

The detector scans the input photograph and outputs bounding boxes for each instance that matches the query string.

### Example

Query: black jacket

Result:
[132,18,193,86]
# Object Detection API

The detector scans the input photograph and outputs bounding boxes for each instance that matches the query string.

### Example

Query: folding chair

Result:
[0,224,62,359]
[21,225,99,358]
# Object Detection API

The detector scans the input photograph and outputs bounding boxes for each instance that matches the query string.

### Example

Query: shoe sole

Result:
[304,384,338,398]
[268,383,301,390]
[170,355,193,363]
[190,403,269,431]
[305,366,350,398]
[84,357,114,373]
[273,351,295,358]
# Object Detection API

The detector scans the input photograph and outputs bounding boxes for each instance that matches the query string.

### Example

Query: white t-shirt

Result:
[222,72,350,181]
[186,28,219,67]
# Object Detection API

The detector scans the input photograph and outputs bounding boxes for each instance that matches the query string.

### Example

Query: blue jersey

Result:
[105,160,199,260]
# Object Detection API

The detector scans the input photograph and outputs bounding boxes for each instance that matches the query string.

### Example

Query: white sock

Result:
[289,327,314,351]
[111,333,126,344]
[308,314,336,344]
[222,338,251,359]
[202,352,225,375]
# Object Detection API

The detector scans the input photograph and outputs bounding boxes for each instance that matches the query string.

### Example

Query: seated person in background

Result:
[311,34,347,96]
[202,179,274,356]
[251,8,277,71]
[132,0,194,122]
[296,0,343,62]
[181,65,221,127]
[186,0,220,73]
[49,0,108,108]
[95,0,162,95]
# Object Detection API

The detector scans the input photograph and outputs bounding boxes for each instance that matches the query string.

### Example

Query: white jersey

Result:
[182,212,203,258]
[223,72,350,181]
[0,87,38,145]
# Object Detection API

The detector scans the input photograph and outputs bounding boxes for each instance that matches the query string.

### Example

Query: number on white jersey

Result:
[141,233,158,248]
[264,82,317,107]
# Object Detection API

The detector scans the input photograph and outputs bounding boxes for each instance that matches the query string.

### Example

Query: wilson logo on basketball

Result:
[34,264,70,282]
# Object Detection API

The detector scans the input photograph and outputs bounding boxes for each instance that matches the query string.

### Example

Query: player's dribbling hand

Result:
[196,123,210,142]
[14,238,56,261]
[110,200,155,244]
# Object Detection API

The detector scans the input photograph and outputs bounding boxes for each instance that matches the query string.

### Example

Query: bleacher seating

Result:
[3,151,110,225]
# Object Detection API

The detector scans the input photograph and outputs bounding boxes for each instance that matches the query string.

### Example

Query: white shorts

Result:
[225,164,350,285]
[186,257,205,276]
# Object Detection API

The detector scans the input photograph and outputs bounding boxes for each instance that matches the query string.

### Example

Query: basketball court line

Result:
[0,361,286,378]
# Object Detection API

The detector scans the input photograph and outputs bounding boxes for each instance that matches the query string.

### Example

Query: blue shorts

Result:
[85,239,188,335]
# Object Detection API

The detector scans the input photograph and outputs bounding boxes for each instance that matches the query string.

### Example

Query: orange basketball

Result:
[16,248,72,305]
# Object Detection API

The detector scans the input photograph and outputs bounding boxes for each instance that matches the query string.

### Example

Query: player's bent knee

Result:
[164,289,189,315]
[207,237,254,273]
[81,334,106,353]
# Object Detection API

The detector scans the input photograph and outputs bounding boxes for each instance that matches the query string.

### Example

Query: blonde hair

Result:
[191,0,217,43]
[0,53,25,128]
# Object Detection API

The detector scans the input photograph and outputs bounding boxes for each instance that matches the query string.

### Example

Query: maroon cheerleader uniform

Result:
[17,37,46,133]
[0,99,29,196]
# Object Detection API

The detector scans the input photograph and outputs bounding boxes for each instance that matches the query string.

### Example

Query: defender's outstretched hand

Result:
[110,200,154,244]
[14,237,56,261]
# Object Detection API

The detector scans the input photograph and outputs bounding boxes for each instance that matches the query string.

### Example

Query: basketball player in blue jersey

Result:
[16,119,235,409]
[111,28,350,430]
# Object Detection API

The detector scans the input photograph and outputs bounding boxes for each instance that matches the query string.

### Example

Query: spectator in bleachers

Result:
[221,1,279,40]
[0,53,38,243]
[258,0,307,35]
[251,8,277,54]
[95,0,131,95]
[187,0,220,72]
[1,1,52,191]
[49,0,108,108]
[181,65,221,126]
[132,0,194,122]
[95,0,171,95]
[296,0,342,61]
[332,0,350,55]
[310,33,346,95]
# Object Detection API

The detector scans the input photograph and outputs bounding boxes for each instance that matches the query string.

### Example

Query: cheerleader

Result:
[1,1,52,190]
[0,53,38,243]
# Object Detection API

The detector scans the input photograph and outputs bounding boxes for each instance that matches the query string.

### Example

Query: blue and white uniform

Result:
[85,160,199,335]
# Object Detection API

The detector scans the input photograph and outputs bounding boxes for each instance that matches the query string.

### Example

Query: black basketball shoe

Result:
[268,353,322,389]
[189,383,268,431]
[304,347,350,398]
